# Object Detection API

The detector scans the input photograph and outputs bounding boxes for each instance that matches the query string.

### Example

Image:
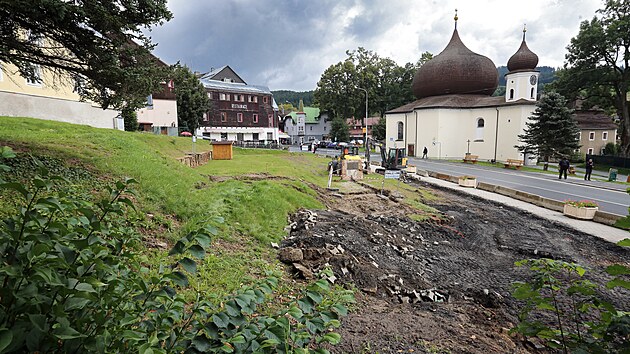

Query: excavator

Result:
[366,138,407,170]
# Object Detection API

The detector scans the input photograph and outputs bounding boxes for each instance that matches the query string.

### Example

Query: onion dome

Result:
[412,16,499,99]
[507,26,538,72]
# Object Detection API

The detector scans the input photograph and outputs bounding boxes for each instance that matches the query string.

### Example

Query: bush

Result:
[0,148,351,353]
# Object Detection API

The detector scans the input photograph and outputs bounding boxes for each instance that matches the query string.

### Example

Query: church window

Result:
[530,88,535,99]
[475,118,484,141]
[509,89,514,100]
[397,122,404,140]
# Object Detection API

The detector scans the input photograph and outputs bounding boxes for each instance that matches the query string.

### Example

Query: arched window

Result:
[397,122,404,140]
[475,118,484,141]
[509,89,514,100]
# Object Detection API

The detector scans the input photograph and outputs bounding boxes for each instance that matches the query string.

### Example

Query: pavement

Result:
[421,175,630,244]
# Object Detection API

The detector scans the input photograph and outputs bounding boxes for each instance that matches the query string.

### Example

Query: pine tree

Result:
[517,92,580,166]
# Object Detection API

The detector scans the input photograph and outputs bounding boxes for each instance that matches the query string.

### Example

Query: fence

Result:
[586,154,630,169]
[233,141,286,150]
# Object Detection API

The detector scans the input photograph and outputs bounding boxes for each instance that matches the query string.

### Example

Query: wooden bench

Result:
[463,155,479,164]
[503,159,524,170]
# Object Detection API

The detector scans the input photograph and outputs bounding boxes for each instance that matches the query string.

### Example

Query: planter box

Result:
[458,177,477,188]
[563,204,598,220]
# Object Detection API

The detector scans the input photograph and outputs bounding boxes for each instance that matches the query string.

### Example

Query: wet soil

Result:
[279,180,630,353]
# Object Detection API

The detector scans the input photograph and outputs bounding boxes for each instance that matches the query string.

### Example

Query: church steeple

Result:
[505,25,539,102]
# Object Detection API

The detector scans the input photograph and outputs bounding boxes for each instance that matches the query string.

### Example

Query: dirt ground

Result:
[278,180,630,353]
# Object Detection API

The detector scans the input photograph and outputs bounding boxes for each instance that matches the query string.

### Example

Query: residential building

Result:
[347,116,379,142]
[137,80,179,135]
[197,66,279,143]
[385,20,539,162]
[574,110,617,156]
[282,101,331,145]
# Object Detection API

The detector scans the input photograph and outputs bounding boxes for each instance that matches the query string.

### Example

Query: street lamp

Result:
[357,87,369,167]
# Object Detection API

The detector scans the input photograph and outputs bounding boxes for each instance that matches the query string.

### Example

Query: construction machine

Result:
[366,138,407,170]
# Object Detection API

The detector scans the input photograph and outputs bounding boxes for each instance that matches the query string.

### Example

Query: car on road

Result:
[326,142,338,149]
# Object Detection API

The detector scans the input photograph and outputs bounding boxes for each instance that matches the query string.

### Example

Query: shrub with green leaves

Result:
[0,148,351,353]
[512,254,630,353]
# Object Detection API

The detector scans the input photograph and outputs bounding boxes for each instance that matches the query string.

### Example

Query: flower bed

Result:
[563,200,598,220]
[458,176,477,188]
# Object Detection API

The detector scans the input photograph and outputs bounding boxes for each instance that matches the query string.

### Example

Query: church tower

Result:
[505,26,539,102]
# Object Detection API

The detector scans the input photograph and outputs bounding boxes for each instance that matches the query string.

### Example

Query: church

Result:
[385,13,540,163]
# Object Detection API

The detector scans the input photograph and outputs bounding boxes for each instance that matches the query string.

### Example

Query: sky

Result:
[146,0,603,92]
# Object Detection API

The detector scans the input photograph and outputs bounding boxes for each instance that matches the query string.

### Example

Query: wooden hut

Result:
[211,141,233,160]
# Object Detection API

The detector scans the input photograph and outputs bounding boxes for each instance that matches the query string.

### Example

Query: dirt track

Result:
[279,180,630,353]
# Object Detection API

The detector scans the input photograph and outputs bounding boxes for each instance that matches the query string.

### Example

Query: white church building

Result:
[385,17,540,163]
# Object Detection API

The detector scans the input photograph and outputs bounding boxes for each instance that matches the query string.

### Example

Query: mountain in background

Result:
[271,90,314,107]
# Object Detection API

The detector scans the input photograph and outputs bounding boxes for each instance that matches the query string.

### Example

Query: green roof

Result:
[288,107,321,124]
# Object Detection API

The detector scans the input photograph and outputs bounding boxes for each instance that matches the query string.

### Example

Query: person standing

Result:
[558,157,569,179]
[584,158,594,181]
[422,146,428,159]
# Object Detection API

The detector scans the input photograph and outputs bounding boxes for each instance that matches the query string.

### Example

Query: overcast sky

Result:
[147,0,603,92]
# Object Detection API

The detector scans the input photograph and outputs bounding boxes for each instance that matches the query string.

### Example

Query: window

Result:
[267,132,273,141]
[253,133,259,141]
[203,113,208,121]
[220,133,228,140]
[237,113,243,122]
[263,96,268,104]
[268,114,273,127]
[207,92,213,99]
[237,133,244,142]
[397,122,404,140]
[530,88,535,99]
[253,114,258,123]
[603,132,608,140]
[509,89,514,100]
[587,148,594,155]
[324,126,327,131]
[221,112,227,122]
[234,94,244,102]
[219,93,230,101]
[588,132,595,141]
[25,64,42,86]
[249,95,258,103]
[310,126,313,131]
[146,94,154,110]
[475,118,485,141]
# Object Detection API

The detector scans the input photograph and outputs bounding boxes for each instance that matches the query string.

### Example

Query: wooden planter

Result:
[458,177,477,188]
[563,204,598,220]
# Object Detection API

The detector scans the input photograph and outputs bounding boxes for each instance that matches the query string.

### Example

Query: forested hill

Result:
[497,66,557,86]
[271,90,314,107]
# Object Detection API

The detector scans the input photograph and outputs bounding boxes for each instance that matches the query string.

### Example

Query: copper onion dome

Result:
[507,27,538,72]
[412,23,498,99]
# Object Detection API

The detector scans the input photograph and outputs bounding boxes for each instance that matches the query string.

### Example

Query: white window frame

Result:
[221,112,227,122]
[219,93,230,101]
[249,95,258,103]
[268,114,273,127]
[253,114,258,123]
[602,131,608,140]
[25,64,42,87]
[237,112,243,122]
[587,148,594,155]
[588,132,595,141]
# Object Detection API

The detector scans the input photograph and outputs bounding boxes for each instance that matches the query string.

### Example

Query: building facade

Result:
[385,21,539,162]
[574,110,618,156]
[197,66,279,143]
[282,105,331,145]
[348,116,379,143]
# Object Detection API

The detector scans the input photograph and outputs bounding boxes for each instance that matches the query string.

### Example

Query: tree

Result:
[0,0,173,110]
[330,117,350,142]
[551,0,630,155]
[517,92,580,166]
[122,106,138,132]
[314,48,430,121]
[372,117,386,141]
[172,64,210,133]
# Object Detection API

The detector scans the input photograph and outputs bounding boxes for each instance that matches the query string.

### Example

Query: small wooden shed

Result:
[211,141,234,160]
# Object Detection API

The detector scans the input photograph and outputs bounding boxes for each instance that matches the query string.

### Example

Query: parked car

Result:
[318,141,329,148]
[326,142,338,149]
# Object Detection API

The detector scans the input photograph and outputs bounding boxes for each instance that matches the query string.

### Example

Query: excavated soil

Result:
[278,180,630,353]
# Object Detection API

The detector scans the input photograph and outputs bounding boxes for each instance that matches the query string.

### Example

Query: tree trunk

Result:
[620,99,630,157]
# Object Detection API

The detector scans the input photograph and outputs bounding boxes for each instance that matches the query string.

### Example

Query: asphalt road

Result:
[293,146,630,216]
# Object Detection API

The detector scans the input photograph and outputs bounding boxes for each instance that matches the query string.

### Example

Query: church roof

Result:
[411,28,499,99]
[386,94,534,114]
[507,29,538,72]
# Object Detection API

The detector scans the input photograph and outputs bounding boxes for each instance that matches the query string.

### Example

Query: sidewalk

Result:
[526,163,629,190]
[422,176,629,244]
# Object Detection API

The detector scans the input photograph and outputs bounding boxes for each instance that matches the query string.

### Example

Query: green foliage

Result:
[272,90,315,107]
[603,142,620,156]
[0,0,173,110]
[122,106,139,132]
[517,91,581,162]
[173,64,211,133]
[330,117,350,143]
[371,117,386,141]
[0,156,350,353]
[551,0,630,156]
[314,47,429,120]
[512,255,630,353]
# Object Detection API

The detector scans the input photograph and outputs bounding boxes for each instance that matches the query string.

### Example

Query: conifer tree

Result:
[517,92,580,166]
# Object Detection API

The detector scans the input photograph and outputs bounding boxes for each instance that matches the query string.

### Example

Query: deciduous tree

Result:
[330,117,350,143]
[173,64,210,134]
[517,92,580,165]
[551,0,630,155]
[0,0,173,110]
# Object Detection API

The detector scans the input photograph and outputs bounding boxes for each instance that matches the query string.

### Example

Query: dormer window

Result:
[222,77,233,83]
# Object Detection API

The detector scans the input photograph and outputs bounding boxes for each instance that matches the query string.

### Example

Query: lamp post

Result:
[357,87,369,167]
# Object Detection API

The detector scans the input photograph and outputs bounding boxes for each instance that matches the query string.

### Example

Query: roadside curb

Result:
[424,170,625,227]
